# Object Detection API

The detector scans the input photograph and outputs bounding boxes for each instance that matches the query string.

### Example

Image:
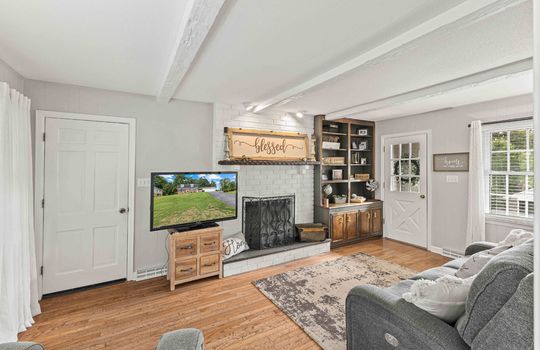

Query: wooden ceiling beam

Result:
[157,0,225,103]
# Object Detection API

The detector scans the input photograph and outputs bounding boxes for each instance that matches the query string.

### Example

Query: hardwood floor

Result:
[20,238,449,349]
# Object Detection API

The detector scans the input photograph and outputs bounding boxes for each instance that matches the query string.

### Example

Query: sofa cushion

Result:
[443,257,467,270]
[410,266,457,281]
[0,343,44,350]
[456,239,534,346]
[156,328,204,350]
[384,279,415,298]
[470,273,534,350]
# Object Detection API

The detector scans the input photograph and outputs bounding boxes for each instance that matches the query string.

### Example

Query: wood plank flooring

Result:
[19,238,449,349]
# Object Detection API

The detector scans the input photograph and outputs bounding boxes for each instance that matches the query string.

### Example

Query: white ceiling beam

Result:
[157,0,225,103]
[325,58,532,119]
[252,0,527,113]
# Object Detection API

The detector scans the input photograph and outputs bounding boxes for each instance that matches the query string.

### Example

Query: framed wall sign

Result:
[226,127,309,161]
[433,152,469,172]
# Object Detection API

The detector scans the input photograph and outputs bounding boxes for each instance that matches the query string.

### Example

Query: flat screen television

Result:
[150,171,238,231]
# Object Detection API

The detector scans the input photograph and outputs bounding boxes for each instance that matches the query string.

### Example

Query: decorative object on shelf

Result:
[352,153,360,164]
[323,156,345,165]
[332,194,347,204]
[321,174,328,181]
[322,141,341,150]
[332,169,343,180]
[358,141,367,150]
[224,133,231,160]
[296,223,328,242]
[433,153,469,172]
[358,129,368,136]
[355,173,370,181]
[328,123,339,130]
[322,184,333,207]
[310,135,317,161]
[366,179,379,192]
[351,194,366,203]
[226,127,309,161]
[360,158,367,165]
[352,141,358,149]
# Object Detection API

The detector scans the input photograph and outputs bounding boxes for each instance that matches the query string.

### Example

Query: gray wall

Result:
[23,80,213,271]
[375,94,533,253]
[0,58,24,92]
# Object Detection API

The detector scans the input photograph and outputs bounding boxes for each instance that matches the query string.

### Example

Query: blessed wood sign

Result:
[226,128,309,161]
[433,152,469,172]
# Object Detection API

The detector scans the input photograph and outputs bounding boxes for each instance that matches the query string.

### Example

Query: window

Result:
[484,121,534,219]
[390,142,420,193]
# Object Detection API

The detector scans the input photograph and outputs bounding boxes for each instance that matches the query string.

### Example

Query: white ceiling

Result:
[0,0,189,95]
[0,0,533,120]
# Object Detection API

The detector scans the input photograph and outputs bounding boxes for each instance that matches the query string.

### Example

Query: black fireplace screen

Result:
[242,195,296,250]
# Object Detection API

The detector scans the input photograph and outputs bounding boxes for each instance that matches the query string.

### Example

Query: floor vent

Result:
[441,248,464,259]
[135,265,167,281]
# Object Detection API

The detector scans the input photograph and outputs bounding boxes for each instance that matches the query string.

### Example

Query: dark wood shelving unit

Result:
[313,115,383,247]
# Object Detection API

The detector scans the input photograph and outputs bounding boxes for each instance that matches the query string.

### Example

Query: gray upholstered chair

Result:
[0,343,44,350]
[156,328,204,350]
[346,239,534,350]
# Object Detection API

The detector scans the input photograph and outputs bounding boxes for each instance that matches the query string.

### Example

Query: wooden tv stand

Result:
[167,225,223,291]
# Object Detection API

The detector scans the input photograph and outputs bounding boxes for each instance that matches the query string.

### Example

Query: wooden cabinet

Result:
[323,201,383,247]
[168,226,222,291]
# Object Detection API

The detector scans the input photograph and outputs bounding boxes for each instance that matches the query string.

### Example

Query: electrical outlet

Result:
[446,175,459,183]
[137,178,151,187]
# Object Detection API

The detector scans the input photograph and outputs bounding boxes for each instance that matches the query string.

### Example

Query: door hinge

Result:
[42,132,46,142]
[41,198,45,208]
[40,266,43,275]
[382,218,385,225]
[383,146,385,152]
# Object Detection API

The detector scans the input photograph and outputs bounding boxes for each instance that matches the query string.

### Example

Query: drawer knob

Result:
[203,242,215,246]
[180,267,193,272]
[180,244,193,249]
[203,262,216,267]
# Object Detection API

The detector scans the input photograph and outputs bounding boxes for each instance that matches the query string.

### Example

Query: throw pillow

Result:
[498,229,533,247]
[403,275,474,323]
[455,245,511,278]
[222,232,249,260]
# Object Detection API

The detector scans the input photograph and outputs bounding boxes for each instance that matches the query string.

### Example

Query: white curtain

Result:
[466,120,486,246]
[0,82,41,342]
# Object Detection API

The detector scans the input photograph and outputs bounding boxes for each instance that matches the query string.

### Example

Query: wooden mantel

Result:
[218,159,320,166]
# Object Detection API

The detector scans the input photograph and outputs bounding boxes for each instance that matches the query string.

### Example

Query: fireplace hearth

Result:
[242,195,296,250]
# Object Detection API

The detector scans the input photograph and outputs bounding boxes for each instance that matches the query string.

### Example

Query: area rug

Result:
[252,253,416,350]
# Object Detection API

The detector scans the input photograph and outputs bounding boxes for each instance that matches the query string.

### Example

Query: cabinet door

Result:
[345,211,358,240]
[331,213,345,242]
[371,208,383,233]
[358,210,371,236]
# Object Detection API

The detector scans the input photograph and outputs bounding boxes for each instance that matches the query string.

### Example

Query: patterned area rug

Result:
[253,253,416,350]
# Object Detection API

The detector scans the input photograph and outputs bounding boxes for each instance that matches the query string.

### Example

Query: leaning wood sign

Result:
[226,127,309,161]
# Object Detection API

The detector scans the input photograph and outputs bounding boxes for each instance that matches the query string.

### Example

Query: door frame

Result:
[380,130,432,250]
[34,110,137,297]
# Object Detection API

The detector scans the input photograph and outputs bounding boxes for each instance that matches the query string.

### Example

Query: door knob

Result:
[419,195,426,199]
[119,208,128,214]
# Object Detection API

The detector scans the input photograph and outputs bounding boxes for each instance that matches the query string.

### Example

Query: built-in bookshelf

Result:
[314,115,376,207]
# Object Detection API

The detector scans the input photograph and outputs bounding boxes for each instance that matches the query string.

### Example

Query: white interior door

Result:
[383,133,428,247]
[43,118,129,294]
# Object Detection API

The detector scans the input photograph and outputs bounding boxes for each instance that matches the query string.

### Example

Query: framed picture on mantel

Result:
[433,152,469,172]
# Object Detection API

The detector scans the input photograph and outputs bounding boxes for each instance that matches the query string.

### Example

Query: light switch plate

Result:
[137,178,151,187]
[446,175,459,183]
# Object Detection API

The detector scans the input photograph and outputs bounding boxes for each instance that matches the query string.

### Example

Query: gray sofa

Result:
[346,240,534,350]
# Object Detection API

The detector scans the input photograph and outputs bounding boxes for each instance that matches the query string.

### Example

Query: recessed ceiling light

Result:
[296,112,304,118]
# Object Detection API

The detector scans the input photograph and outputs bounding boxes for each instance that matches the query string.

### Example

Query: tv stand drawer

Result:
[175,258,197,280]
[200,233,220,253]
[175,238,197,257]
[200,254,220,274]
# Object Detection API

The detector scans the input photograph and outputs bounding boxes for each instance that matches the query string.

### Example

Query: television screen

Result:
[150,172,237,231]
